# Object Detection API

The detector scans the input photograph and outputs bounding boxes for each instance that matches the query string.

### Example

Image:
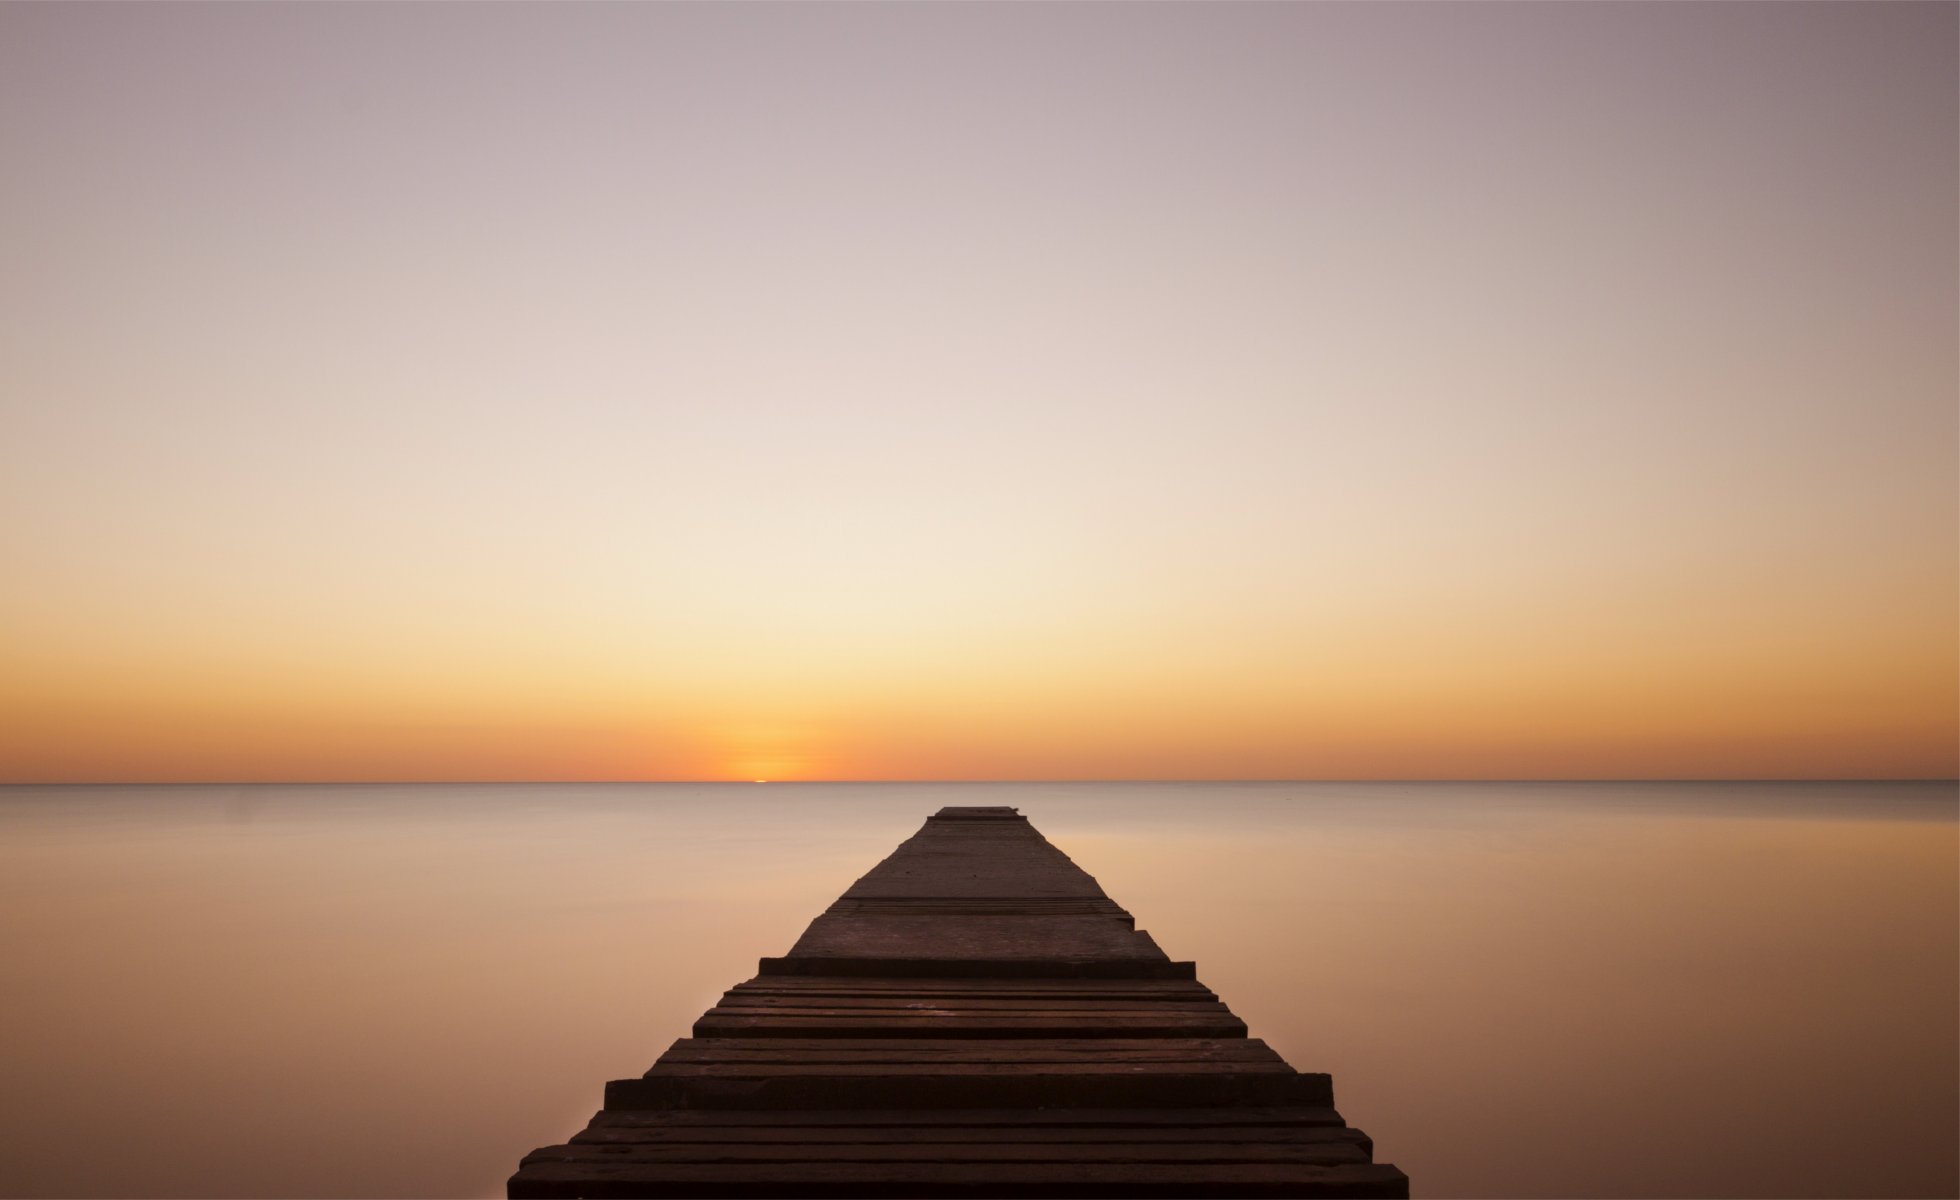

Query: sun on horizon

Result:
[0,2,1953,787]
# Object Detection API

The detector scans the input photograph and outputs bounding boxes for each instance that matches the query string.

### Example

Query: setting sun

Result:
[0,2,1951,785]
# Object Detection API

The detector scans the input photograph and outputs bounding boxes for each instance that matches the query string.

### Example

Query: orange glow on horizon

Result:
[1,2,1952,785]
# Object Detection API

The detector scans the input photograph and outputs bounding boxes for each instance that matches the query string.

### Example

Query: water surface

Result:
[0,782,1952,1197]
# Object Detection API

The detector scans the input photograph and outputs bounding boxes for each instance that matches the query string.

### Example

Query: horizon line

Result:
[3,777,1954,787]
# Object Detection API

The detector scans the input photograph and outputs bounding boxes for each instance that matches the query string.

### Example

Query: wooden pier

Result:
[510,806,1407,1198]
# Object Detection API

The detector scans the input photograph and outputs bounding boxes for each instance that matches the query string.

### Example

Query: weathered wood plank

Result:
[727,978,1217,995]
[826,897,1133,917]
[606,1068,1334,1110]
[704,1015,1239,1028]
[568,1125,1370,1148]
[654,1037,1278,1060]
[696,1010,1241,1022]
[758,955,1198,979]
[724,991,1219,1004]
[714,1004,1234,1018]
[777,914,1175,972]
[700,1008,1240,1024]
[524,1141,1371,1165]
[578,1106,1352,1130]
[724,987,1220,1003]
[713,984,1223,1003]
[509,1160,1410,1199]
[693,1016,1250,1039]
[640,1061,1297,1077]
[699,1009,1239,1022]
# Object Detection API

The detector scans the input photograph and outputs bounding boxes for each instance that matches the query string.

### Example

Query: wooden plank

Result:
[696,1018,1245,1034]
[652,1036,1281,1062]
[720,989,1229,1004]
[692,1017,1250,1040]
[569,1125,1369,1148]
[728,977,1217,994]
[724,991,1219,1003]
[711,998,1235,1012]
[698,1016,1241,1029]
[579,1107,1352,1130]
[698,1007,1239,1018]
[523,1141,1370,1165]
[641,1060,1296,1076]
[758,956,1198,979]
[827,898,1133,916]
[724,987,1220,1002]
[606,1068,1333,1110]
[509,1160,1411,1199]
[716,1001,1224,1016]
[701,1019,1239,1031]
[705,1012,1238,1024]
[773,915,1179,975]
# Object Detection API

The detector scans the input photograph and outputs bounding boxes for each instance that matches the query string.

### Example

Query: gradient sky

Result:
[2,2,1954,783]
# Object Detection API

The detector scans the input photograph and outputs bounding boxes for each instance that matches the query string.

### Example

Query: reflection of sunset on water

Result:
[0,782,1950,1197]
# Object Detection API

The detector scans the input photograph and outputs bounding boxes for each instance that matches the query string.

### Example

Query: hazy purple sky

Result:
[2,3,1953,781]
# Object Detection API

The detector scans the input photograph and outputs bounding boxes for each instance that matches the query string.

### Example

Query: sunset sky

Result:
[1,3,1953,783]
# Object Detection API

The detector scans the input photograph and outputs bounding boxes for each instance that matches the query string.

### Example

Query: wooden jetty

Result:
[510,806,1407,1198]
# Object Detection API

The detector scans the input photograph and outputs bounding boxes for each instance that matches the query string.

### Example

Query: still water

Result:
[0,782,1952,1198]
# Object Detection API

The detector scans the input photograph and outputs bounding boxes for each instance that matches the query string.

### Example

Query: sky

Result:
[1,2,1953,783]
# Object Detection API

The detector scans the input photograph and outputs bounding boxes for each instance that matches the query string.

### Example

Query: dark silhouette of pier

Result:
[510,806,1407,1197]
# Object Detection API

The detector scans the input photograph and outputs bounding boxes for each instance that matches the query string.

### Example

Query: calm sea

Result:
[0,782,1952,1198]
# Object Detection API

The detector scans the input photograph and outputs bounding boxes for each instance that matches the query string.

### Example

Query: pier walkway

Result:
[509,806,1407,1197]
